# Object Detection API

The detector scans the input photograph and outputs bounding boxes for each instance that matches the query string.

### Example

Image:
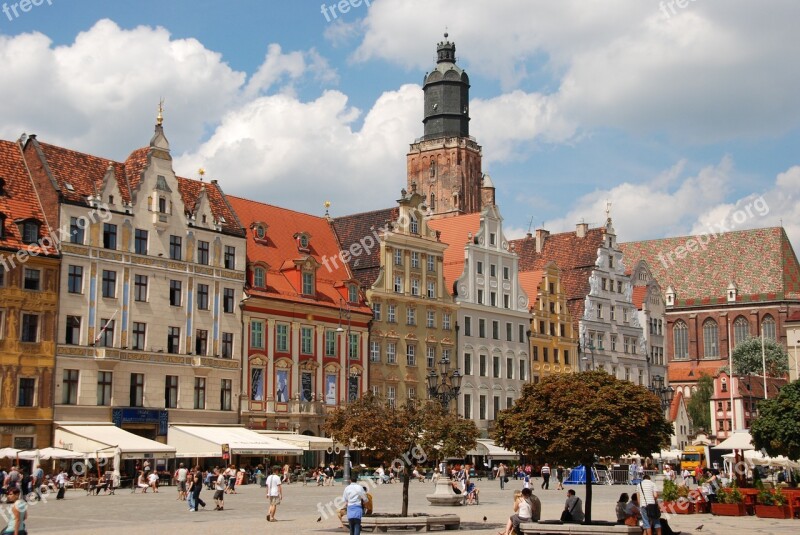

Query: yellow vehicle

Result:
[680,445,709,473]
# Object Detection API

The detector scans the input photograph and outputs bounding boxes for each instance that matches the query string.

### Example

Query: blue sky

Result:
[2,0,799,249]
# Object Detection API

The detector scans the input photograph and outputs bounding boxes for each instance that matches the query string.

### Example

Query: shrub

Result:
[662,479,679,502]
[717,483,744,504]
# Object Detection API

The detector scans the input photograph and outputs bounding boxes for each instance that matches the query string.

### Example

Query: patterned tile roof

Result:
[427,213,482,294]
[620,227,800,305]
[332,207,398,289]
[0,140,57,256]
[228,195,371,315]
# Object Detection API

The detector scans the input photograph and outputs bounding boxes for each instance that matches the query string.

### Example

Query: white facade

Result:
[452,205,530,436]
[630,261,668,383]
[580,219,649,384]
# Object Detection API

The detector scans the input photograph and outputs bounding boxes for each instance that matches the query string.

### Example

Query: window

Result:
[564,350,570,365]
[103,223,117,250]
[394,249,403,266]
[67,265,83,294]
[223,288,235,313]
[65,316,81,344]
[610,334,617,351]
[427,346,436,368]
[134,229,148,255]
[301,327,313,354]
[477,261,483,275]
[221,332,233,358]
[464,316,471,336]
[169,235,182,260]
[492,320,499,340]
[490,264,496,277]
[97,318,114,347]
[165,375,179,409]
[427,310,435,328]
[519,325,525,343]
[674,321,689,359]
[443,313,451,330]
[504,295,510,309]
[533,346,539,361]
[195,329,208,356]
[407,387,416,400]
[427,255,435,272]
[490,233,496,246]
[224,246,236,269]
[596,303,603,320]
[372,303,382,321]
[411,251,420,268]
[97,372,112,406]
[387,386,396,408]
[348,284,358,303]
[302,272,314,295]
[479,319,486,338]
[411,278,420,296]
[197,284,209,310]
[276,324,289,352]
[733,316,749,346]
[70,217,85,244]
[464,353,472,375]
[610,305,616,321]
[62,369,79,405]
[167,327,181,354]
[370,341,380,362]
[493,396,500,418]
[197,241,210,265]
[761,315,776,341]
[194,378,206,409]
[427,281,436,298]
[130,373,144,407]
[519,360,526,381]
[393,275,403,294]
[543,347,549,362]
[479,354,487,377]
[387,342,397,364]
[325,330,336,357]
[250,321,264,349]
[406,344,416,366]
[554,348,560,363]
[388,304,396,323]
[464,394,472,419]
[220,379,232,411]
[490,292,497,307]
[134,274,148,302]
[169,280,182,306]
[17,378,36,407]
[407,307,416,326]
[623,307,629,323]
[506,357,513,379]
[479,395,487,420]
[503,266,510,280]
[158,196,167,213]
[506,322,512,342]
[492,356,500,378]
[410,217,418,234]
[23,268,40,291]
[132,322,146,351]
[21,314,39,342]
[617,281,623,293]
[477,289,484,304]
[253,266,266,288]
[101,270,116,298]
[703,319,719,358]
[349,332,359,359]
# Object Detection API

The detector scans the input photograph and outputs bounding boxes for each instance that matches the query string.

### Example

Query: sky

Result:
[2,0,800,251]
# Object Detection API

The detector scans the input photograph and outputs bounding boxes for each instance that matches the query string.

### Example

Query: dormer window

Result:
[0,178,5,195]
[17,220,40,244]
[253,266,266,288]
[294,232,311,251]
[159,197,167,213]
[348,284,358,303]
[108,195,114,205]
[155,175,172,192]
[302,271,314,296]
[255,225,265,239]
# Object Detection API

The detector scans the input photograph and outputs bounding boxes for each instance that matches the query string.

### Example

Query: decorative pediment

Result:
[385,372,401,383]
[404,332,418,341]
[440,337,455,346]
[275,358,292,369]
[324,363,340,374]
[404,373,418,382]
[99,162,123,207]
[299,360,319,371]
[386,330,400,339]
[249,355,267,366]
[425,335,438,344]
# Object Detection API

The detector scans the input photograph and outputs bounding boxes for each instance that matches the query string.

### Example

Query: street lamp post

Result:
[337,298,354,484]
[648,375,675,412]
[581,335,595,371]
[426,355,462,410]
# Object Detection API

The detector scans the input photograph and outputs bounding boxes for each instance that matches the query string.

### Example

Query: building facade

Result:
[783,310,800,382]
[23,119,246,441]
[709,371,787,440]
[429,205,530,434]
[629,260,668,384]
[0,140,60,449]
[229,196,371,435]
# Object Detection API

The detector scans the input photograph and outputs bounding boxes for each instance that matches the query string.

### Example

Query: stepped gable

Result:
[620,227,800,306]
[0,140,56,256]
[332,207,398,289]
[427,213,481,293]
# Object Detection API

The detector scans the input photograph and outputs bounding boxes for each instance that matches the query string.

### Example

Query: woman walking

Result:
[1,487,27,535]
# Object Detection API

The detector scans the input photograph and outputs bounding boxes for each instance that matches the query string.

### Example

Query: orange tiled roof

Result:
[228,196,371,315]
[518,270,545,310]
[668,360,727,383]
[631,285,648,310]
[669,388,684,422]
[332,207,398,289]
[427,213,481,294]
[0,140,57,256]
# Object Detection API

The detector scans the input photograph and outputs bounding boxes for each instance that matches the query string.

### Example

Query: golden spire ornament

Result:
[157,97,165,126]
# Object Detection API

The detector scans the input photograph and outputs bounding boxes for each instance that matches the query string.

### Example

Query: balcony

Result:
[57,344,239,371]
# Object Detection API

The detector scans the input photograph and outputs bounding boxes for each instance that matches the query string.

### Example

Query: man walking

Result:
[213,468,226,511]
[342,473,367,535]
[265,466,282,522]
[192,466,206,510]
[541,463,551,490]
[175,463,188,501]
[498,463,507,490]
[639,474,661,535]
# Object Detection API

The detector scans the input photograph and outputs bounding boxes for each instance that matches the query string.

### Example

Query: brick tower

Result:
[407,33,491,218]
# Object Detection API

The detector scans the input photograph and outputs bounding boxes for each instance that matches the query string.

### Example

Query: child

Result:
[523,473,530,489]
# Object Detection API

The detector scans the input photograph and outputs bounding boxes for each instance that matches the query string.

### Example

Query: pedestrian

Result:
[265,466,282,522]
[498,463,507,490]
[147,470,159,492]
[556,465,565,490]
[2,487,27,535]
[342,473,367,535]
[186,473,197,512]
[213,468,225,511]
[192,466,206,510]
[522,472,530,489]
[638,474,661,535]
[681,467,691,486]
[561,489,585,523]
[175,463,188,501]
[225,465,237,494]
[143,460,151,474]
[540,463,551,490]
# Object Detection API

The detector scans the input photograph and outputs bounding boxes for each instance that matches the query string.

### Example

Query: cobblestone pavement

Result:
[21,478,798,534]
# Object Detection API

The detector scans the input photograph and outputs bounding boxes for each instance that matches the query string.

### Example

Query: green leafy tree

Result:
[687,374,713,432]
[731,337,789,377]
[493,371,672,524]
[751,380,800,462]
[324,394,478,516]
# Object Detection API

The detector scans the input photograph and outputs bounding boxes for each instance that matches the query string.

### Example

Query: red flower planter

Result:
[755,505,791,519]
[711,503,747,516]
[663,499,693,514]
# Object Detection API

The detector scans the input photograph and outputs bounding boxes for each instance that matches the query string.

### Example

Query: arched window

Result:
[702,319,719,358]
[429,192,436,210]
[761,315,776,341]
[733,316,749,346]
[673,321,689,359]
[429,159,436,178]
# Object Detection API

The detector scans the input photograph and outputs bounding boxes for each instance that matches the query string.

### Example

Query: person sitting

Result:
[147,471,160,492]
[616,492,630,524]
[412,467,425,482]
[562,489,584,523]
[499,488,537,535]
[466,481,480,505]
[136,471,149,493]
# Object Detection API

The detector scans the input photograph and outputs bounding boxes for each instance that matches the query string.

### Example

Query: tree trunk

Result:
[401,465,410,517]
[583,461,592,524]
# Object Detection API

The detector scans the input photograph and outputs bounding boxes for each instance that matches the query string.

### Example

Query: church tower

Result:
[407,33,486,218]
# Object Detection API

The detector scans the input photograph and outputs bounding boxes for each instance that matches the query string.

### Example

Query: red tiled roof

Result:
[669,389,684,421]
[518,270,545,310]
[631,285,648,310]
[736,375,787,398]
[668,360,726,383]
[228,196,371,315]
[427,213,481,294]
[332,207,398,289]
[0,140,57,256]
[620,227,800,305]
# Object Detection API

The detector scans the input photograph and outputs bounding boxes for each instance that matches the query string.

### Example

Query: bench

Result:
[341,514,460,532]
[520,522,641,535]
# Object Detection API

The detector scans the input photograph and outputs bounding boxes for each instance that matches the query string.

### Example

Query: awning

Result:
[54,424,176,460]
[722,450,800,469]
[258,432,334,452]
[17,447,85,460]
[467,439,519,460]
[168,426,303,457]
[0,448,20,459]
[713,430,755,450]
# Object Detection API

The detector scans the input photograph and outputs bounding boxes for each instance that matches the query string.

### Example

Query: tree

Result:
[731,337,789,377]
[324,394,479,516]
[493,371,672,524]
[687,373,713,432]
[751,380,800,462]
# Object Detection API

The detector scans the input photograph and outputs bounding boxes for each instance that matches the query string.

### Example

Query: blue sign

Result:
[112,408,169,436]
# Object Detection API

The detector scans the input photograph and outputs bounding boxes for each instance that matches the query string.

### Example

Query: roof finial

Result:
[444,27,448,40]
[198,168,205,181]
[324,200,331,219]
[157,97,165,126]
[605,199,612,222]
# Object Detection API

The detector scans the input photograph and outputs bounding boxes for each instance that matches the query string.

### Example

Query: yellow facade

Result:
[529,263,578,381]
[0,255,59,449]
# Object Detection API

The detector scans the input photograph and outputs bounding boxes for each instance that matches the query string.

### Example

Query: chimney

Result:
[535,228,549,253]
[576,222,589,238]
